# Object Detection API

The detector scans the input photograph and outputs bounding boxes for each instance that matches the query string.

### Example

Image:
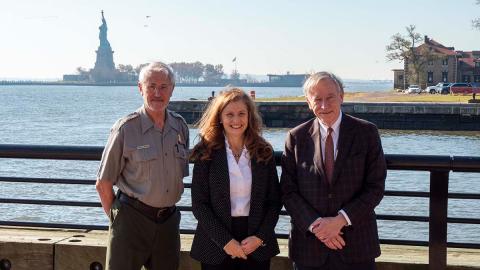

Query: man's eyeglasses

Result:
[145,84,173,92]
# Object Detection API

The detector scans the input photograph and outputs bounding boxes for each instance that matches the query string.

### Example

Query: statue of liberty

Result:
[99,10,110,47]
[92,10,116,82]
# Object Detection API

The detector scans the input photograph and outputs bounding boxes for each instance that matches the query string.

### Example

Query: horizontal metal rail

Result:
[3,176,479,199]
[1,144,480,270]
[1,145,480,172]
[2,197,479,226]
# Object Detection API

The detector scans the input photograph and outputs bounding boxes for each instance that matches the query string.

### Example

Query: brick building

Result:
[393,36,480,89]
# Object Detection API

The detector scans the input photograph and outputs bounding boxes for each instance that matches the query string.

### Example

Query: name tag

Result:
[136,145,150,150]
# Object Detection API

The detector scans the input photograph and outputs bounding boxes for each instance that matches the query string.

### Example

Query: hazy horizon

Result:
[0,74,394,82]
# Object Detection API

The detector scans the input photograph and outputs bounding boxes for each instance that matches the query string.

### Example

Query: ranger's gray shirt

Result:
[97,106,189,207]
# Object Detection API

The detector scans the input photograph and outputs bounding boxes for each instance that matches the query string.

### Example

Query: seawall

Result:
[169,101,480,130]
[1,227,479,270]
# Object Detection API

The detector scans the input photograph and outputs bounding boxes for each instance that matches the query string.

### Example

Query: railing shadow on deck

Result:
[0,144,479,270]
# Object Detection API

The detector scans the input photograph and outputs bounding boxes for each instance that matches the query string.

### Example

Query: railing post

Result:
[429,170,449,270]
[0,259,11,270]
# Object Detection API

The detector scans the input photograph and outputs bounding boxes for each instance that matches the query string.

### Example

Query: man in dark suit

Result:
[280,71,387,270]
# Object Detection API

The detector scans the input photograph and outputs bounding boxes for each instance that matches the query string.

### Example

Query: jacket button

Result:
[328,194,333,199]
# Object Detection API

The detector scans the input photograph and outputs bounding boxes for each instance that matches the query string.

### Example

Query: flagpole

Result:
[232,57,237,74]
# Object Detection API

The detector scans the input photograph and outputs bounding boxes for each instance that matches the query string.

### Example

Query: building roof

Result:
[419,44,456,56]
[417,36,457,56]
[417,36,480,69]
[457,51,480,68]
[459,56,476,68]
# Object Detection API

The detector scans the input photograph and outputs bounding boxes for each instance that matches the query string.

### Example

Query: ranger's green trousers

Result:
[106,198,181,270]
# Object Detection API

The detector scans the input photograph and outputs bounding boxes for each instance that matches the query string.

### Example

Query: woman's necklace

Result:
[231,148,243,161]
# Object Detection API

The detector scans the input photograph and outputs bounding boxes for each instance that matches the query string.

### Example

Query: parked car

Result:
[426,83,451,94]
[440,83,452,94]
[405,85,421,94]
[449,83,480,94]
[425,85,437,94]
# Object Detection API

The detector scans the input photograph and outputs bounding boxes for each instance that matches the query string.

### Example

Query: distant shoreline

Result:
[0,80,306,87]
[0,80,393,88]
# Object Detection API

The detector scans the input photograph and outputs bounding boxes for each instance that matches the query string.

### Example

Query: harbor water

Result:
[0,84,479,245]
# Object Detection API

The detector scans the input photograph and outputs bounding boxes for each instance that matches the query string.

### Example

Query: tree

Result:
[214,64,224,78]
[473,0,480,29]
[76,67,89,75]
[204,64,224,82]
[190,61,204,82]
[170,62,188,82]
[117,64,134,73]
[170,62,204,83]
[386,25,438,88]
[135,63,149,76]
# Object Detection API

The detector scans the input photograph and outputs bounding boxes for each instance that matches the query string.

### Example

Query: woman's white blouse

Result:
[225,139,252,217]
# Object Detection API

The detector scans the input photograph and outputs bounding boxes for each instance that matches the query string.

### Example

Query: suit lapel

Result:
[332,114,355,184]
[310,119,326,178]
[249,158,261,234]
[214,148,232,223]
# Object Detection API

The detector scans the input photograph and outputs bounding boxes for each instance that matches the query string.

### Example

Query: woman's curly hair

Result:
[190,88,273,163]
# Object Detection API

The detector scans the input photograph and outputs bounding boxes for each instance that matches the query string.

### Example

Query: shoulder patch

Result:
[111,112,140,132]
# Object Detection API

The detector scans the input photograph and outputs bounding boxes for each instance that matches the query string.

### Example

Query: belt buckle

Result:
[156,207,168,218]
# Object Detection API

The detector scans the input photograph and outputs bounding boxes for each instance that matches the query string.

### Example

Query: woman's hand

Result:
[240,236,263,255]
[224,239,247,259]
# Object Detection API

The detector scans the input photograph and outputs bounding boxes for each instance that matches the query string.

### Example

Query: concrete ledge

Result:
[0,227,479,270]
[55,231,107,270]
[168,101,480,130]
[0,227,87,270]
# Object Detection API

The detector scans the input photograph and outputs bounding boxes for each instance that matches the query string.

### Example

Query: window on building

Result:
[428,60,433,66]
[475,62,480,68]
[442,71,448,82]
[474,75,480,83]
[427,72,433,83]
[462,75,471,83]
[442,58,448,65]
[399,75,404,81]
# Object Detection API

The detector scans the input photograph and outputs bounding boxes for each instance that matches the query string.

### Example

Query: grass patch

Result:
[256,91,475,103]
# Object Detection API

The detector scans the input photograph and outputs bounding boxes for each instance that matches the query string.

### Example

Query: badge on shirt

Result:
[177,134,184,144]
[136,144,150,150]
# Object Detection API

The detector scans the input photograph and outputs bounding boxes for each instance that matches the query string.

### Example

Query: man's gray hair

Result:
[303,71,344,96]
[138,61,176,85]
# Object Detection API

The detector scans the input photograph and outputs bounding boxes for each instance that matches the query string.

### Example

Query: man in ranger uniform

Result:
[96,61,189,270]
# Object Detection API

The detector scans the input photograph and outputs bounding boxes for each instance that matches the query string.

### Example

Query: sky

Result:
[1,0,479,80]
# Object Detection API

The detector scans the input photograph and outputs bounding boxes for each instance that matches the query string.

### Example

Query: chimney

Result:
[424,35,429,43]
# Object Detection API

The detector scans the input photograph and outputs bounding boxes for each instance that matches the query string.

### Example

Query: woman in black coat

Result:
[190,88,281,270]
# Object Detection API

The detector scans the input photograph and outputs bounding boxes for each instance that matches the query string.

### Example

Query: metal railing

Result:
[0,144,480,270]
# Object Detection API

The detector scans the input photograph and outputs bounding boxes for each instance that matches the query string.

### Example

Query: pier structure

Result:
[169,101,480,130]
[0,145,479,269]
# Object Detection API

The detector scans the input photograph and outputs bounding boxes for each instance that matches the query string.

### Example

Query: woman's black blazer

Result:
[190,148,281,265]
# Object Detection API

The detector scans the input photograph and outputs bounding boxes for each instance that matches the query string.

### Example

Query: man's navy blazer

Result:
[280,113,387,266]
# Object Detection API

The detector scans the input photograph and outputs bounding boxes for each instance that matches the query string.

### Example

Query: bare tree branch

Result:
[474,18,480,29]
[386,25,440,86]
[474,0,480,29]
